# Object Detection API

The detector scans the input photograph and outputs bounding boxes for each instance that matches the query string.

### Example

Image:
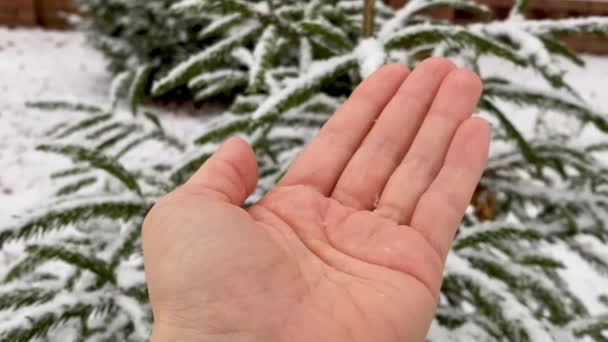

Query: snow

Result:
[252,53,357,120]
[518,17,608,35]
[445,253,559,340]
[115,294,148,339]
[428,318,491,341]
[231,47,254,68]
[553,240,608,315]
[198,13,241,39]
[252,1,270,14]
[1,27,608,337]
[115,257,145,290]
[151,23,259,95]
[299,38,312,72]
[169,0,204,12]
[0,28,205,226]
[379,0,423,40]
[109,71,132,110]
[304,0,323,18]
[0,289,103,332]
[384,23,458,46]
[0,29,107,226]
[189,69,246,90]
[479,23,559,76]
[478,54,608,317]
[355,38,386,78]
[249,25,277,87]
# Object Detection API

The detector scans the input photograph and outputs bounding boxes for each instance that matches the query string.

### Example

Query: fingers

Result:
[331,57,456,209]
[183,137,258,205]
[410,117,491,261]
[375,68,483,223]
[279,64,410,195]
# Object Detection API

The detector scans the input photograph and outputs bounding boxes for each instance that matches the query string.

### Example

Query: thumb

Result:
[183,136,258,205]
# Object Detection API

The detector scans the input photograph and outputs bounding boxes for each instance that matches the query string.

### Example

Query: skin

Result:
[143,57,491,342]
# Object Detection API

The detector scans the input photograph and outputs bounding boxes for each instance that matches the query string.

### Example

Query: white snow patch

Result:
[355,38,386,78]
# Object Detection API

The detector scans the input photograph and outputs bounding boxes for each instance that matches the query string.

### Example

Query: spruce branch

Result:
[37,145,143,195]
[151,26,261,96]
[483,83,608,132]
[26,101,103,114]
[539,35,585,66]
[86,122,124,140]
[96,125,140,151]
[454,225,542,250]
[143,112,163,132]
[129,64,153,116]
[198,14,243,41]
[23,245,116,285]
[300,20,354,50]
[114,130,185,160]
[385,26,527,66]
[51,167,92,179]
[55,113,113,139]
[56,177,98,196]
[109,70,133,110]
[479,98,540,167]
[251,54,358,120]
[521,17,608,36]
[0,199,148,248]
[0,288,58,312]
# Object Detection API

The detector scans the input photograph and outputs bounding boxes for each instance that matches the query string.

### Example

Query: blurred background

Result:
[1,0,608,340]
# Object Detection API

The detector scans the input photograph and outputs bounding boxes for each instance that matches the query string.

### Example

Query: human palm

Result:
[143,58,490,342]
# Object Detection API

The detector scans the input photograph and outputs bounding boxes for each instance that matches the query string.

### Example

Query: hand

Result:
[143,58,490,342]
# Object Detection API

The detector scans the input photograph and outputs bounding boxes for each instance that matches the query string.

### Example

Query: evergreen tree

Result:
[2,0,608,340]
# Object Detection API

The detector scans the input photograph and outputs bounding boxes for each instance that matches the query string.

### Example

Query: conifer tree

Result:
[2,0,608,340]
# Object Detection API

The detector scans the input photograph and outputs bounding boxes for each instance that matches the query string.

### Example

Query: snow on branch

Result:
[198,14,243,40]
[0,195,148,249]
[445,254,556,340]
[385,24,527,66]
[379,0,490,40]
[251,54,357,120]
[152,24,260,96]
[519,17,608,36]
[249,25,278,92]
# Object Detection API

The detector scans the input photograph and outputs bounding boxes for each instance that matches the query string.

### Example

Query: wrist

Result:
[151,323,271,342]
[151,324,210,342]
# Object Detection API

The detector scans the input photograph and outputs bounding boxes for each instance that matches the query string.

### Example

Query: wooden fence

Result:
[0,0,74,28]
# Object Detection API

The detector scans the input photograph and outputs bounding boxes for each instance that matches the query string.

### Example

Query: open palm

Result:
[143,58,490,342]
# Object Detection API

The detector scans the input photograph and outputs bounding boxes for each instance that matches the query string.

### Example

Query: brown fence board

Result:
[0,0,36,27]
[37,0,75,28]
[1,0,73,28]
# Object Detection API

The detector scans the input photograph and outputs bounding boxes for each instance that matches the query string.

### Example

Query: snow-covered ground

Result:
[1,28,607,317]
[1,29,106,223]
[0,28,205,223]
